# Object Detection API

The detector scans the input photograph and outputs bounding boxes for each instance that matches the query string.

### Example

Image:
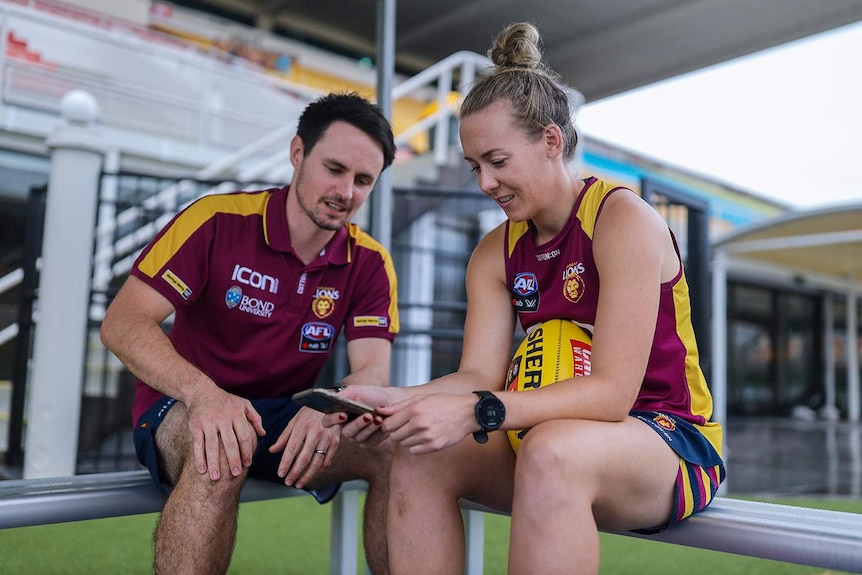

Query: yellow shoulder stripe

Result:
[576,180,619,240]
[507,221,530,258]
[138,193,267,278]
[351,225,400,334]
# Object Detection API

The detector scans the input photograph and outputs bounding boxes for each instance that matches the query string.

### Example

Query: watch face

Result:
[477,396,505,430]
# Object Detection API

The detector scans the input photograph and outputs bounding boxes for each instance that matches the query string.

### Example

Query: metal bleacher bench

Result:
[1,470,862,574]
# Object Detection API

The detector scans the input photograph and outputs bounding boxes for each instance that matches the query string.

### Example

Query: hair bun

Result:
[488,22,543,71]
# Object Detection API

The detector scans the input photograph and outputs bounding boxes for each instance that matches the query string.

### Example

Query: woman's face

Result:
[459,100,550,222]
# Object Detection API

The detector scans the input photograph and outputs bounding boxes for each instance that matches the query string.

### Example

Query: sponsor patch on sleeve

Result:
[353,316,388,327]
[162,269,192,300]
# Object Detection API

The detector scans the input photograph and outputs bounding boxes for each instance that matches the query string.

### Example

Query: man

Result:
[100,92,398,575]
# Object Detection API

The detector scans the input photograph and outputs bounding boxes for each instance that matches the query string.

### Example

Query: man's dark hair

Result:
[296,92,396,170]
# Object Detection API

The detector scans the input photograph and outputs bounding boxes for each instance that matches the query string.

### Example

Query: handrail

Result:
[0,267,24,349]
[0,323,19,349]
[0,267,23,296]
[391,51,491,98]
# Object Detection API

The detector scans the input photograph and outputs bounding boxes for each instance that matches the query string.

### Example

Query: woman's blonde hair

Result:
[460,22,578,160]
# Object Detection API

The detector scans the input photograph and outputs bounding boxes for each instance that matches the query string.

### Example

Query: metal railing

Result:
[0,268,23,348]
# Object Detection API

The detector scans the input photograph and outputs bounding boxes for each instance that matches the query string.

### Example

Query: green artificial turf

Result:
[1,496,860,574]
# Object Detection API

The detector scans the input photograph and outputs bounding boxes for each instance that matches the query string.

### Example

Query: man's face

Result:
[290,121,385,231]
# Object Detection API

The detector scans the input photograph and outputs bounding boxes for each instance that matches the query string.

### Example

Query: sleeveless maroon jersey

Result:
[504,177,722,455]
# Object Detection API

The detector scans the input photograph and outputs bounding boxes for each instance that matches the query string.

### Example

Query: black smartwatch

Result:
[473,391,506,444]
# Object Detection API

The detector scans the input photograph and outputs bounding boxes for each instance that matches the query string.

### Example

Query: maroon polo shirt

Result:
[129,185,398,425]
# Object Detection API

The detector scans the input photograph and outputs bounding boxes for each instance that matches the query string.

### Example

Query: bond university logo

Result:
[300,322,334,352]
[512,272,539,312]
[225,286,243,309]
[561,262,586,304]
[225,285,275,317]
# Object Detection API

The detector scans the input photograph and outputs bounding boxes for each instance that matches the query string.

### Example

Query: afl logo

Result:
[300,321,335,353]
[225,286,242,309]
[513,272,538,296]
[302,322,333,340]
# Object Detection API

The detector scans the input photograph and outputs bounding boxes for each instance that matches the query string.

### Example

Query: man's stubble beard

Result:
[294,164,347,232]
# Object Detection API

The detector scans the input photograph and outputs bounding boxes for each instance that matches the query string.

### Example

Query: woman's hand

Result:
[320,385,401,446]
[379,393,478,454]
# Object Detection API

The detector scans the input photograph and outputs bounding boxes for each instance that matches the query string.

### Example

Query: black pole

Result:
[5,185,47,467]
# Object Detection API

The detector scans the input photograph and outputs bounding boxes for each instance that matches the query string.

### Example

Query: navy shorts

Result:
[133,394,340,503]
[630,410,726,532]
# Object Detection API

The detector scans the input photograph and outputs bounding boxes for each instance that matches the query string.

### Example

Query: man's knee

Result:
[154,403,195,485]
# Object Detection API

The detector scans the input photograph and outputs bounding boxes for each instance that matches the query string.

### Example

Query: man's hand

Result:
[268,407,340,489]
[185,386,265,480]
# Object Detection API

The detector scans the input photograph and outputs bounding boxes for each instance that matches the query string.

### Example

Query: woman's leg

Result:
[508,416,679,575]
[388,430,516,575]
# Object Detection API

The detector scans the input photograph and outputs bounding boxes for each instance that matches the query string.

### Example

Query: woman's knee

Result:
[515,421,597,491]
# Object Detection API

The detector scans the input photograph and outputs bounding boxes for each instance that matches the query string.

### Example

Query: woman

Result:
[334,22,725,575]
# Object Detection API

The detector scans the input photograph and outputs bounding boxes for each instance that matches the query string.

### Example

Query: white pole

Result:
[23,90,105,478]
[397,212,435,387]
[711,250,728,430]
[434,69,453,167]
[710,250,729,495]
[823,294,837,418]
[847,288,859,422]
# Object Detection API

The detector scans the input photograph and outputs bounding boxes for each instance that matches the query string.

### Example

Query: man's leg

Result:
[153,402,250,575]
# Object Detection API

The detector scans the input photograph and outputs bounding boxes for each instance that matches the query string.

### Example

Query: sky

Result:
[575,20,862,210]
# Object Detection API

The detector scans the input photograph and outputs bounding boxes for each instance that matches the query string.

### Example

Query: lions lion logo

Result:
[562,272,585,304]
[653,413,676,432]
[312,296,335,319]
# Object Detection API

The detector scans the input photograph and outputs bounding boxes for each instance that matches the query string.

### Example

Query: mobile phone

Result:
[291,388,378,420]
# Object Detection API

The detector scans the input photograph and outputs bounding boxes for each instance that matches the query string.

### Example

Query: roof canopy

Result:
[711,202,862,427]
[715,202,862,286]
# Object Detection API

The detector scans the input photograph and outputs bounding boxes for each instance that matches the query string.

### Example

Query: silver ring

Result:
[314,449,327,456]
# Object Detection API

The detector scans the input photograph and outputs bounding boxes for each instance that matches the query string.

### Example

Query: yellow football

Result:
[505,319,592,453]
